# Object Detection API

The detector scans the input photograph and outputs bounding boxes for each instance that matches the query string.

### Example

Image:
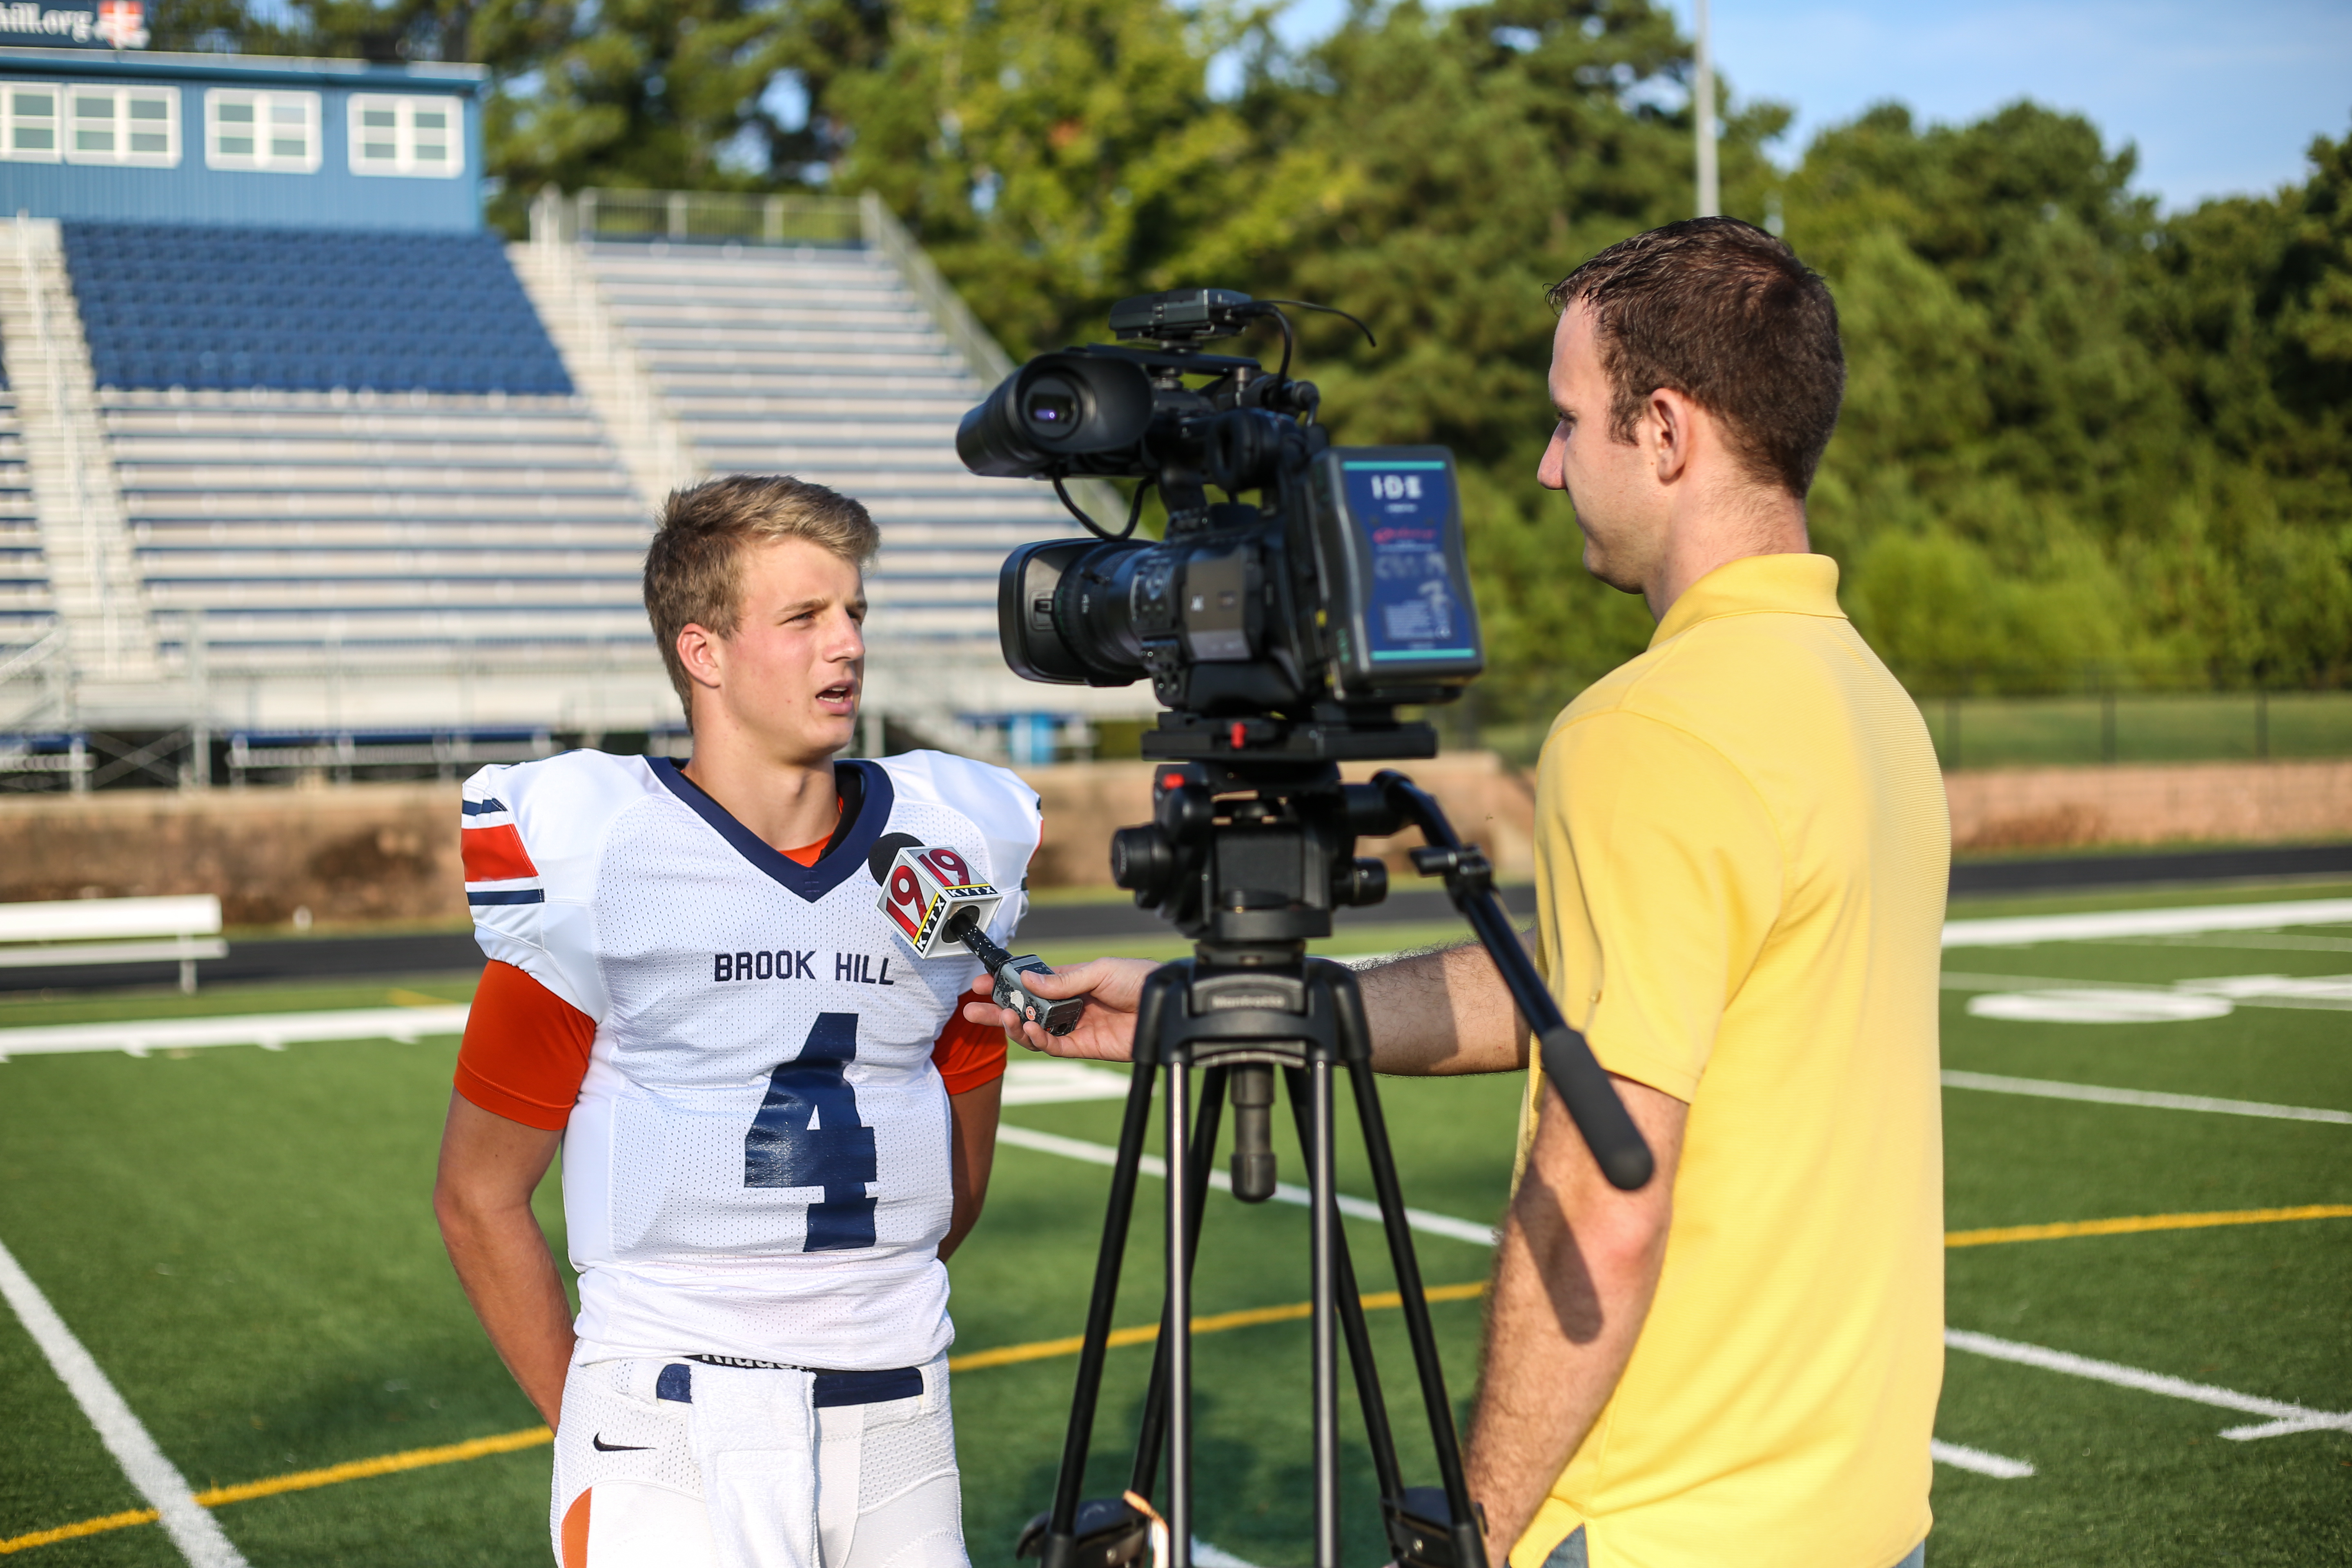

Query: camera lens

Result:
[1022,377,1082,438]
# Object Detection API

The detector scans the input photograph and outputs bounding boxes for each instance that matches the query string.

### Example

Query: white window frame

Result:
[0,80,62,163]
[62,83,180,168]
[347,93,464,179]
[204,88,321,174]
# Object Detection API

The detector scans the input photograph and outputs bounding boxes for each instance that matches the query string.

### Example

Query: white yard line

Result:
[1946,1330,2352,1441]
[1000,1061,1134,1106]
[0,1006,472,1060]
[0,1237,248,1567]
[1928,1440,2035,1479]
[1941,1069,2352,1125]
[1942,898,2352,948]
[994,1124,1499,1247]
[1190,1539,1261,1568]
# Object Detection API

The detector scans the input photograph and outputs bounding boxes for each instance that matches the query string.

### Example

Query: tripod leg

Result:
[1282,1066,1405,1506]
[1307,1056,1340,1568]
[1042,972,1174,1557]
[1166,1056,1194,1568]
[1336,982,1488,1568]
[1129,1064,1228,1501]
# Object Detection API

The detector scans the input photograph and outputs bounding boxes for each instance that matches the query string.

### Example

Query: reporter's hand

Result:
[964,957,1157,1061]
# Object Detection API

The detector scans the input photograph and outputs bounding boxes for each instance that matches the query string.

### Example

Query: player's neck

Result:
[680,733,841,855]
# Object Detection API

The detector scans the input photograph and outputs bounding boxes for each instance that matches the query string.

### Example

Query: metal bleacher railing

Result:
[535,186,1014,392]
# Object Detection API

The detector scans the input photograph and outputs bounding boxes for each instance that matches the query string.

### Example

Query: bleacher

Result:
[579,241,1076,644]
[0,337,53,657]
[67,224,571,396]
[61,223,650,667]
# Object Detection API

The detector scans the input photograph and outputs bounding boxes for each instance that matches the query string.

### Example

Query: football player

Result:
[432,475,1038,1568]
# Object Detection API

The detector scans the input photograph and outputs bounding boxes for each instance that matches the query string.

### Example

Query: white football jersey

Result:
[462,749,1040,1368]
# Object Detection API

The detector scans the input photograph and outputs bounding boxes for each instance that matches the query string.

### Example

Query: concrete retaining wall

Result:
[2,755,2343,929]
[1943,759,2352,853]
[0,782,462,927]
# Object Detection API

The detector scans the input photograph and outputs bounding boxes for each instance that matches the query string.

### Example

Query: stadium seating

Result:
[42,221,646,667]
[63,223,571,397]
[0,345,55,655]
[107,392,648,663]
[580,241,1077,645]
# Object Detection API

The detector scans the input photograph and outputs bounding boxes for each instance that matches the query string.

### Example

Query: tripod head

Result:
[1107,739,1656,1192]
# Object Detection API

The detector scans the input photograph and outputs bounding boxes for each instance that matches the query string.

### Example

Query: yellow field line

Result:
[1943,1203,2352,1248]
[4,1206,2346,1556]
[189,1425,553,1508]
[0,1509,161,1555]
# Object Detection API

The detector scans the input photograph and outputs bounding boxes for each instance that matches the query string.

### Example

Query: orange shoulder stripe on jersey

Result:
[462,822,539,883]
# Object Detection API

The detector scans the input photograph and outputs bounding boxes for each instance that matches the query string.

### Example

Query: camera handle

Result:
[1371,773,1656,1193]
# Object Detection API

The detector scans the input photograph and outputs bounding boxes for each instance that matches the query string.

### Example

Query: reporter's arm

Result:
[1352,936,1530,1076]
[940,1075,1002,1261]
[964,936,1528,1078]
[1465,1076,1687,1559]
[432,1091,573,1429]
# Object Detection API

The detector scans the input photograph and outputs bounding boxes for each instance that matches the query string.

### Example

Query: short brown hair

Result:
[1547,218,1844,497]
[644,474,881,715]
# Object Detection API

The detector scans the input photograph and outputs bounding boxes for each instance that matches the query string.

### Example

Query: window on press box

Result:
[66,87,178,165]
[348,94,462,177]
[0,84,58,160]
[207,89,318,172]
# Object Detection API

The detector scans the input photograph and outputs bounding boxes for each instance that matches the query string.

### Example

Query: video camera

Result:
[960,288,1485,759]
[959,291,1652,1568]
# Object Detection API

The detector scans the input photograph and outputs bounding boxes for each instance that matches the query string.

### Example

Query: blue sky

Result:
[1267,0,2352,211]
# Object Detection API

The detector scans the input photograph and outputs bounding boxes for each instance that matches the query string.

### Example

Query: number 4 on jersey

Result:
[743,1012,877,1250]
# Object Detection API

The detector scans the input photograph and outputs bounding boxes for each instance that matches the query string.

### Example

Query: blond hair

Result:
[643,474,881,717]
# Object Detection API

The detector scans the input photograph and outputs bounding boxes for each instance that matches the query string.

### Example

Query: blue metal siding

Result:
[0,51,480,230]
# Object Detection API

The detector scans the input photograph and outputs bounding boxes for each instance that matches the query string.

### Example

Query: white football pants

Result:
[550,1353,967,1568]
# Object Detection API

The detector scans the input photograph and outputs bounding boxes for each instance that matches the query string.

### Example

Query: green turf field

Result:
[0,886,2346,1566]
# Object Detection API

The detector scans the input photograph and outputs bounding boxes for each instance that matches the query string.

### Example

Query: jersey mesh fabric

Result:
[462,749,1038,1369]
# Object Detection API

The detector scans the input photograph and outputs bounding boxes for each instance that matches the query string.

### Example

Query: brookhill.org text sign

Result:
[0,2,149,49]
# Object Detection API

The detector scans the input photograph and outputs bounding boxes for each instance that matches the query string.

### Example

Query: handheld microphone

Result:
[868,834,1088,1038]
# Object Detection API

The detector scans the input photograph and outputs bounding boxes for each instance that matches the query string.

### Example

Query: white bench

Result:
[0,895,228,993]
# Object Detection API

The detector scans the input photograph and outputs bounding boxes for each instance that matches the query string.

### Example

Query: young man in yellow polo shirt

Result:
[974,217,1948,1568]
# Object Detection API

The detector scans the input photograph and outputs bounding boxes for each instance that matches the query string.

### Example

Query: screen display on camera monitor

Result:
[1341,458,1475,663]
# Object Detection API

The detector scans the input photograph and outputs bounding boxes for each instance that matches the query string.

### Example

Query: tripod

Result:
[1018,745,1653,1568]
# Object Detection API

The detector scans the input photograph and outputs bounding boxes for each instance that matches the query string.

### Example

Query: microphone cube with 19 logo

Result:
[876,845,1004,959]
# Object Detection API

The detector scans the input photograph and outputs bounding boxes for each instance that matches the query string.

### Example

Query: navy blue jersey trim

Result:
[461,797,508,816]
[467,888,545,905]
[652,757,896,904]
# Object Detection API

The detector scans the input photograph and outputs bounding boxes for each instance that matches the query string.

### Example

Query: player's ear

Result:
[676,623,724,690]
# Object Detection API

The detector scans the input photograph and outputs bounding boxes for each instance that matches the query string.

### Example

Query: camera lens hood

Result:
[957,352,1158,477]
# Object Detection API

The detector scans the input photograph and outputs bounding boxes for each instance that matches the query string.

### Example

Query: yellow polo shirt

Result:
[1515,553,1948,1568]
